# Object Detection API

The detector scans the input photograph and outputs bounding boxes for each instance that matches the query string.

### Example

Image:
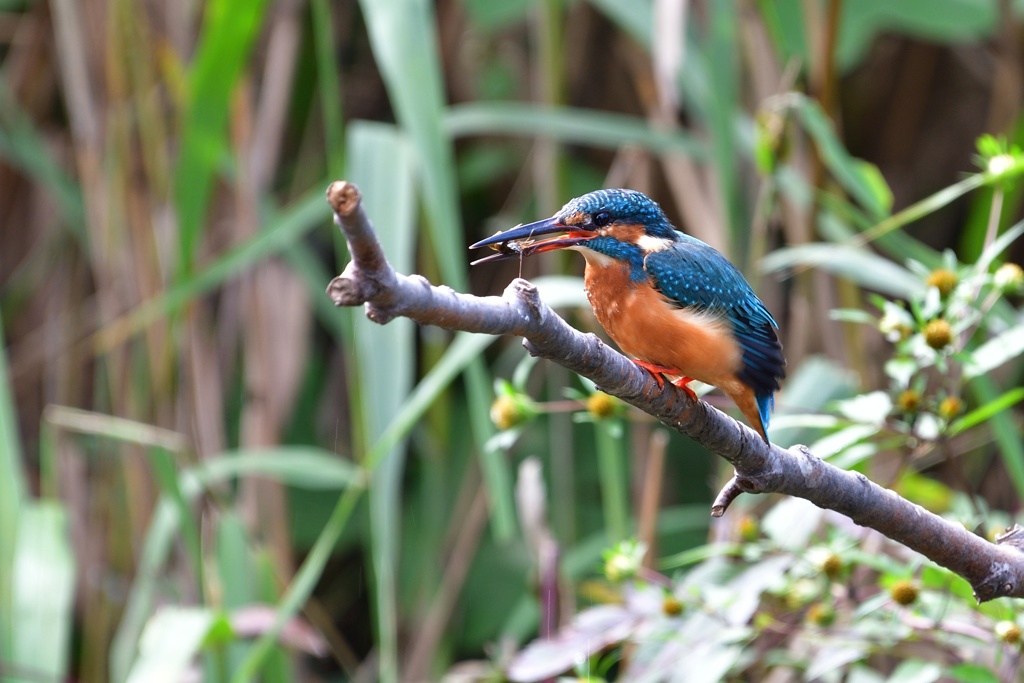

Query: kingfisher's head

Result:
[470,189,678,266]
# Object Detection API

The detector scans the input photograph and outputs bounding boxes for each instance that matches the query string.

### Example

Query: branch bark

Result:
[323,180,1024,603]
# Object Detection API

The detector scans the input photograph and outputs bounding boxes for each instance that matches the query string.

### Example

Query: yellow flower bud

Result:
[662,596,683,616]
[806,602,836,627]
[889,579,919,605]
[995,263,1024,291]
[587,391,618,419]
[938,396,963,420]
[896,390,921,413]
[739,515,760,542]
[996,620,1021,644]
[923,319,953,350]
[926,269,959,297]
[490,395,532,430]
[820,554,843,580]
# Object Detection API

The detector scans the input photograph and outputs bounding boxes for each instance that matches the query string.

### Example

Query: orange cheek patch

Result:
[564,211,586,226]
[603,223,646,242]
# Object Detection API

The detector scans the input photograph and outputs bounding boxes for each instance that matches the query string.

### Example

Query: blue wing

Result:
[644,234,786,409]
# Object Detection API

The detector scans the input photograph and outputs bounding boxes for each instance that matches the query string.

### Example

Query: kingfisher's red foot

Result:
[671,377,698,402]
[626,358,684,389]
[631,359,678,387]
[631,361,699,402]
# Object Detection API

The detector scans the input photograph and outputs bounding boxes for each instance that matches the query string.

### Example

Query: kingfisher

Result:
[470,188,785,443]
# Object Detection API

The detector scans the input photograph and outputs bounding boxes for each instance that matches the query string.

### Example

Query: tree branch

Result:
[323,180,1024,603]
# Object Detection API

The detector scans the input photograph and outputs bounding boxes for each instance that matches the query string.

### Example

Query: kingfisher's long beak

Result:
[469,216,594,265]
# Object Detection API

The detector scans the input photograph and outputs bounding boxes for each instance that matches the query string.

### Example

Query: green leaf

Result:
[230,329,504,683]
[202,613,237,649]
[893,473,954,512]
[9,503,75,683]
[702,0,743,240]
[110,448,360,683]
[977,134,1004,159]
[216,512,259,612]
[365,332,500,473]
[920,563,972,598]
[885,660,942,683]
[347,120,417,683]
[851,172,987,262]
[585,0,653,46]
[721,555,792,625]
[666,641,746,683]
[756,0,808,65]
[885,358,917,388]
[0,313,23,487]
[507,605,639,681]
[761,244,923,298]
[947,663,1001,683]
[231,490,363,683]
[810,424,878,461]
[150,447,204,594]
[762,498,823,551]
[846,665,887,683]
[854,159,895,215]
[310,0,345,177]
[359,0,512,600]
[834,391,893,425]
[445,103,703,159]
[212,514,253,673]
[463,0,532,29]
[975,217,1024,274]
[0,76,85,235]
[41,406,186,451]
[659,542,744,571]
[767,356,856,448]
[963,322,1024,379]
[829,442,882,470]
[173,0,270,275]
[949,387,1024,436]
[594,419,629,543]
[806,644,866,681]
[190,448,364,491]
[252,554,293,682]
[126,607,216,683]
[838,0,999,69]
[111,500,181,683]
[830,308,878,325]
[357,0,463,288]
[0,315,25,659]
[969,375,1024,503]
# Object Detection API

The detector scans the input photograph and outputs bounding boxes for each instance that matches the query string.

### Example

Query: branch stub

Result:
[327,181,361,216]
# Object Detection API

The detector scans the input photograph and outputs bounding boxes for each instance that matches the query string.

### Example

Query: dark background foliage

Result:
[2,0,1024,681]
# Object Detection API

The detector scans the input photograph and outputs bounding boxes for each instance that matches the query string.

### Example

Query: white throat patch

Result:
[636,235,674,252]
[571,244,616,268]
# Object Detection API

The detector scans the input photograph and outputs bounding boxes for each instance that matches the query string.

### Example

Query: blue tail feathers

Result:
[756,392,775,443]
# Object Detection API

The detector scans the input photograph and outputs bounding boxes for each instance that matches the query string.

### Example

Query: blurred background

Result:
[4,0,1024,681]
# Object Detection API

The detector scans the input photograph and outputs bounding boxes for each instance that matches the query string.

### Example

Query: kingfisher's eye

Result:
[593,211,611,227]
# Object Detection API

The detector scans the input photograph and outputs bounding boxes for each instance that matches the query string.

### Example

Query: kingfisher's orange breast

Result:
[581,257,744,389]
